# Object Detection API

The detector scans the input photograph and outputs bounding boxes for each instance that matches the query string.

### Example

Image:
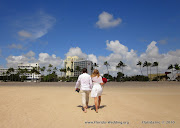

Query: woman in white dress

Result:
[91,69,105,113]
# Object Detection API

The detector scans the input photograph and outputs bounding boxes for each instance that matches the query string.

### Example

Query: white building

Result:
[0,68,18,76]
[18,63,40,80]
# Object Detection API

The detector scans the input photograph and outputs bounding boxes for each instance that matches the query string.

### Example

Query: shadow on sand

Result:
[77,105,107,112]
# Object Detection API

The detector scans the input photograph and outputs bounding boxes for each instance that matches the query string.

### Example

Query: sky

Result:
[0,0,180,76]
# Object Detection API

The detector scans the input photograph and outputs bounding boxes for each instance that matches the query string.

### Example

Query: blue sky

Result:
[0,0,180,75]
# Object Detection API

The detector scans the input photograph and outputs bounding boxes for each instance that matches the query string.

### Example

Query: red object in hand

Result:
[102,77,107,83]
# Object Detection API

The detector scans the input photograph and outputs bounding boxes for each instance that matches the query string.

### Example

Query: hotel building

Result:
[64,56,93,77]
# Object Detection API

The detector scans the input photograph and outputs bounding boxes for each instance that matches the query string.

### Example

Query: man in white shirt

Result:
[75,68,92,113]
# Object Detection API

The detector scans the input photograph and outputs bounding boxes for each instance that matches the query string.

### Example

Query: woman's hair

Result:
[91,69,100,77]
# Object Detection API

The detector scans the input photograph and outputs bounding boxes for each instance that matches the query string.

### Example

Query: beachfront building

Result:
[0,68,18,76]
[148,73,167,81]
[0,68,8,76]
[18,63,40,80]
[64,56,93,77]
[0,63,40,81]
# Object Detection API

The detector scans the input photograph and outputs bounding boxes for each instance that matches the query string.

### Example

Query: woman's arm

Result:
[100,83,105,86]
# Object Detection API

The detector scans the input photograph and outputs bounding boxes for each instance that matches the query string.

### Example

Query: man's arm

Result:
[75,76,81,89]
[89,76,93,89]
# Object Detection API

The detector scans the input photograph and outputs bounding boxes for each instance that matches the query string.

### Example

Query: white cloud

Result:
[17,11,56,40]
[65,47,98,63]
[145,41,160,58]
[96,40,180,76]
[8,43,24,50]
[25,50,35,57]
[96,11,122,29]
[168,49,180,57]
[18,30,32,38]
[6,51,63,70]
[38,53,63,68]
[106,40,128,55]
[88,54,97,63]
[5,41,180,77]
[65,47,87,58]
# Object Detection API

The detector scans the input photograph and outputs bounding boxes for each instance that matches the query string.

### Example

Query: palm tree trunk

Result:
[150,67,151,81]
[140,66,143,75]
[157,66,158,82]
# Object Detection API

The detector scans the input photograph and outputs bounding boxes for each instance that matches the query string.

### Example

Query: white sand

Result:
[0,82,179,128]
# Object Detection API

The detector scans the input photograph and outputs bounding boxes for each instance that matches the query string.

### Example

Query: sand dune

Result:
[0,82,179,128]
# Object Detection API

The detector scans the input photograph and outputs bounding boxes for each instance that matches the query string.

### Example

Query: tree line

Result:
[0,61,179,82]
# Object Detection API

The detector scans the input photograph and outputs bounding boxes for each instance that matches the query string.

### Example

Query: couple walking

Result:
[75,68,106,113]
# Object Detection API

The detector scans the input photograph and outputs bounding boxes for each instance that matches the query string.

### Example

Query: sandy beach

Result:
[0,81,179,128]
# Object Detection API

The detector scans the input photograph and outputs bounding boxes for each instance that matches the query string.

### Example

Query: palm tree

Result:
[104,61,110,78]
[59,68,64,77]
[143,61,149,76]
[116,64,121,72]
[152,62,159,81]
[24,68,29,79]
[93,63,99,69]
[148,62,152,80]
[2,72,5,81]
[137,61,143,75]
[47,64,53,75]
[31,67,40,82]
[8,67,14,81]
[41,66,46,74]
[63,68,67,77]
[168,64,174,80]
[47,64,53,74]
[70,69,73,77]
[174,63,180,79]
[75,66,81,72]
[66,67,71,76]
[119,61,126,74]
[20,69,25,81]
[17,68,21,81]
[53,67,58,74]
[6,70,10,81]
[40,66,46,80]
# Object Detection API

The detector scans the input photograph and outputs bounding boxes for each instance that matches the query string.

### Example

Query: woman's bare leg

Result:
[98,96,101,108]
[94,97,98,113]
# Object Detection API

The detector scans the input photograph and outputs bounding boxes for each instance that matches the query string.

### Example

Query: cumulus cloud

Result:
[8,43,24,50]
[87,54,97,63]
[17,11,56,40]
[5,41,180,77]
[96,11,122,29]
[38,53,63,68]
[6,51,36,68]
[65,47,87,58]
[6,51,63,71]
[24,51,35,57]
[168,49,180,57]
[94,40,179,76]
[64,41,180,76]
[145,41,160,58]
[106,40,128,54]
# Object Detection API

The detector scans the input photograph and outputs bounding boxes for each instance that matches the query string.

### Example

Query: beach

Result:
[0,81,179,128]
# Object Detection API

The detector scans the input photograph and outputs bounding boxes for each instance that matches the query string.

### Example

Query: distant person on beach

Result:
[75,68,92,113]
[91,69,105,113]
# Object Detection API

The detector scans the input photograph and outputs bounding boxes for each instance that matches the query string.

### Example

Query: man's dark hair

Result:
[82,68,87,73]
